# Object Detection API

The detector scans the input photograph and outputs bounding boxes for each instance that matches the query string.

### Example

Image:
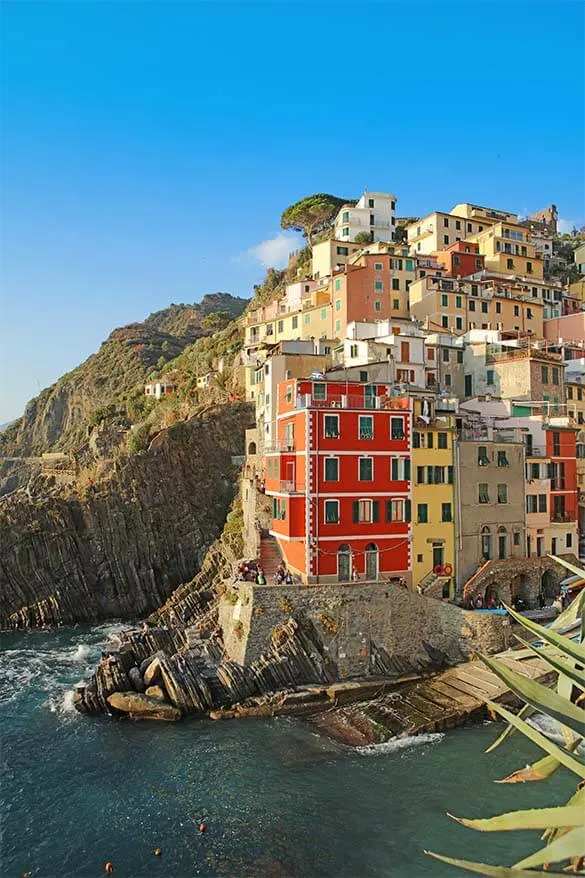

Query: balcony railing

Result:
[280,480,302,493]
[552,512,572,523]
[265,440,296,453]
[295,393,409,411]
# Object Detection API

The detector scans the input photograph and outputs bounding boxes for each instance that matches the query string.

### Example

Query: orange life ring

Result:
[433,564,444,576]
[443,563,453,576]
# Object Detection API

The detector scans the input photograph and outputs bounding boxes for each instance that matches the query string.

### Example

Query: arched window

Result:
[365,543,379,581]
[337,544,351,582]
[248,441,257,456]
[481,527,491,560]
[498,526,507,560]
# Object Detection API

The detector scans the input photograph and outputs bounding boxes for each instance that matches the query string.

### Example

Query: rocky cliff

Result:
[0,403,253,629]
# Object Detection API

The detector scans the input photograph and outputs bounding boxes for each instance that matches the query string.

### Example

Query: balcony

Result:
[552,512,572,523]
[295,393,409,411]
[265,440,296,453]
[280,480,302,494]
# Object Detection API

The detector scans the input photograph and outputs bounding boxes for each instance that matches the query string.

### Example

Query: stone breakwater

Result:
[0,404,252,629]
[74,543,510,724]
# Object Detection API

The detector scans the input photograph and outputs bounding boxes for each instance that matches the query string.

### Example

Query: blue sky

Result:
[2,1,584,423]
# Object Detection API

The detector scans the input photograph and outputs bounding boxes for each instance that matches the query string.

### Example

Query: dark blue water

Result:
[0,626,573,877]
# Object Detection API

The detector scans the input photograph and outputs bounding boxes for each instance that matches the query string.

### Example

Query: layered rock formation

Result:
[0,404,252,628]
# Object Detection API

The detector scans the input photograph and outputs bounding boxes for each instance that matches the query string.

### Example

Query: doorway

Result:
[365,543,379,581]
[432,543,444,571]
[337,544,351,582]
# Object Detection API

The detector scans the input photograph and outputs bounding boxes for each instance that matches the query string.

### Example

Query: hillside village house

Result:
[334,191,397,243]
[144,377,176,400]
[406,203,518,255]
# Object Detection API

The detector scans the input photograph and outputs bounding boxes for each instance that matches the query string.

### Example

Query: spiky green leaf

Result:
[513,824,585,869]
[486,702,585,779]
[485,704,533,754]
[425,851,566,876]
[515,637,585,692]
[481,655,585,739]
[448,805,583,832]
[502,604,585,665]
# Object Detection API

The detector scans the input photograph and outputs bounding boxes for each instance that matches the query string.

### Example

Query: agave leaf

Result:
[480,655,585,739]
[485,703,534,753]
[487,702,585,779]
[448,805,584,832]
[495,753,563,783]
[544,783,585,845]
[501,605,585,667]
[513,825,585,869]
[515,637,585,692]
[425,851,566,875]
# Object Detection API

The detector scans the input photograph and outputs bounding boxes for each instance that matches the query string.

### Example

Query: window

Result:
[335,319,341,333]
[272,498,286,521]
[497,483,508,504]
[427,432,434,448]
[342,211,349,223]
[507,258,514,269]
[374,262,383,271]
[374,280,383,291]
[552,431,560,456]
[476,258,482,269]
[277,320,284,333]
[370,214,375,226]
[467,222,472,233]
[392,278,400,291]
[455,295,462,308]
[497,450,508,467]
[441,293,448,307]
[359,416,373,440]
[487,369,494,385]
[479,483,489,503]
[478,446,490,466]
[443,217,449,227]
[513,531,520,547]
[405,259,413,271]
[441,503,452,522]
[386,499,404,522]
[391,457,410,481]
[457,350,463,363]
[349,344,358,358]
[566,532,573,548]
[416,465,425,484]
[374,300,382,312]
[324,500,339,524]
[568,386,574,399]
[337,246,349,256]
[391,417,405,440]
[443,235,449,245]
[334,278,341,291]
[448,466,454,484]
[413,432,421,448]
[335,299,341,312]
[453,255,460,267]
[456,317,463,330]
[313,382,326,400]
[417,504,428,523]
[481,527,491,559]
[353,499,378,523]
[527,308,533,319]
[442,348,450,363]
[304,313,311,324]
[368,199,374,208]
[552,367,559,385]
[527,261,532,273]
[292,316,298,329]
[469,300,476,312]
[324,458,339,481]
[393,298,400,310]
[481,301,488,313]
[442,315,449,328]
[538,494,547,513]
[320,308,327,320]
[455,220,461,230]
[323,414,339,440]
[526,495,537,513]
[438,432,448,449]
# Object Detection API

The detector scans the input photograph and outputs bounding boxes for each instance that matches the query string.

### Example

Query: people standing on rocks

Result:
[256,566,266,585]
[284,570,293,585]
[275,564,286,584]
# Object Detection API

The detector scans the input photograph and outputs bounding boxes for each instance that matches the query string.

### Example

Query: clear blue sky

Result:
[2,1,584,423]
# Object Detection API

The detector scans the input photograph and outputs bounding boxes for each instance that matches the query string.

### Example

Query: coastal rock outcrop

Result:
[0,404,253,628]
[107,691,181,721]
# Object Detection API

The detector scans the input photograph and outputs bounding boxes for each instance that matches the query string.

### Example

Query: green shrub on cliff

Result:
[127,423,152,454]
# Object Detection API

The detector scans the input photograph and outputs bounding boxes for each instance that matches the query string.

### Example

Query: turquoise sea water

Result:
[0,626,573,877]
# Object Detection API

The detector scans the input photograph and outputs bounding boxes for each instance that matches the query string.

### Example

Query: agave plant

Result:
[427,555,585,876]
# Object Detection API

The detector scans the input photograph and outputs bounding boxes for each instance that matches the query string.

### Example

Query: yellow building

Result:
[466,222,544,280]
[311,239,362,280]
[411,398,457,598]
[406,204,517,255]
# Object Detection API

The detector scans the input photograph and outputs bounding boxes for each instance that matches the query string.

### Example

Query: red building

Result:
[264,378,412,584]
[433,241,484,278]
[546,423,579,553]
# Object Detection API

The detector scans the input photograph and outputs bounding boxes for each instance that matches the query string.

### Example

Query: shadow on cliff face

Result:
[0,403,254,629]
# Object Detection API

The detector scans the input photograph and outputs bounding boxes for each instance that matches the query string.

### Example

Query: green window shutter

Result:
[447,465,453,484]
[372,501,379,523]
[391,458,398,480]
[427,465,434,484]
[404,459,411,481]
[405,500,411,522]
[386,500,392,522]
[352,501,359,523]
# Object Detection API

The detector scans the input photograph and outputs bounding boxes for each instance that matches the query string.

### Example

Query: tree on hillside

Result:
[354,230,373,245]
[280,193,349,250]
[202,310,232,330]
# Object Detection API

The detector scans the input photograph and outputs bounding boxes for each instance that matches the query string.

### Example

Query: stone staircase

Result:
[259,530,282,576]
[418,569,451,598]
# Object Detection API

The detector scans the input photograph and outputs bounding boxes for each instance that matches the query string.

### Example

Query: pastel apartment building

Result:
[334,191,397,243]
[264,378,412,584]
[406,203,518,255]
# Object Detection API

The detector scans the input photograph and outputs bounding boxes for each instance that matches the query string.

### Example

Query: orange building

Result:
[433,240,484,278]
[264,378,412,584]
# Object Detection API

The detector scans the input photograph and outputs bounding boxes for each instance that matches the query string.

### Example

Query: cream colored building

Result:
[406,203,517,255]
[466,222,544,280]
[334,191,397,243]
[311,239,361,280]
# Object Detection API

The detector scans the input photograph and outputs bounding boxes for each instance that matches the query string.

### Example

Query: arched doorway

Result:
[511,573,531,605]
[248,441,257,455]
[337,544,351,582]
[541,570,557,602]
[365,543,379,581]
[484,584,500,608]
[498,526,507,560]
[481,527,492,560]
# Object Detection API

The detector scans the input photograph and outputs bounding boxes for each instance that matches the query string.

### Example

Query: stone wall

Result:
[219,581,510,679]
[462,554,576,608]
